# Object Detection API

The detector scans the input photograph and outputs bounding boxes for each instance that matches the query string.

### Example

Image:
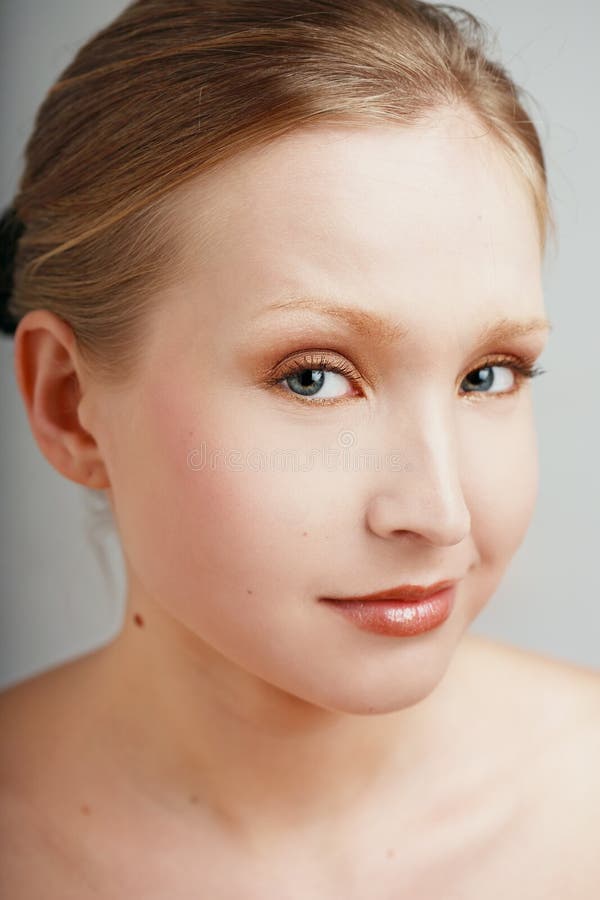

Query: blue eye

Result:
[460,358,546,399]
[461,364,514,394]
[270,351,546,404]
[274,352,360,402]
[282,367,355,399]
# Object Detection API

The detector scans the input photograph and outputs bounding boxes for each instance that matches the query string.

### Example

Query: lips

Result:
[319,578,457,604]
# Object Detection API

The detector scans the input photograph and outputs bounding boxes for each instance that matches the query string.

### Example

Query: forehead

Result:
[165,107,543,337]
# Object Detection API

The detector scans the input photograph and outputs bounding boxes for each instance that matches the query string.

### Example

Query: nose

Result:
[365,396,471,547]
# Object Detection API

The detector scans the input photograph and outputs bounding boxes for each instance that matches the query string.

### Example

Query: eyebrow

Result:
[253,296,553,347]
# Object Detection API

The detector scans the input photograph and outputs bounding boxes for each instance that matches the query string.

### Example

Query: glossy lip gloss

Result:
[319,584,457,637]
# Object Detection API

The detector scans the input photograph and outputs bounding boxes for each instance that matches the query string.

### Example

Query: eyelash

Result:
[269,351,546,404]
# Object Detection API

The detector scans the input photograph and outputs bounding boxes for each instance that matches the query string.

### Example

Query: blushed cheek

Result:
[467,410,539,599]
[107,385,322,636]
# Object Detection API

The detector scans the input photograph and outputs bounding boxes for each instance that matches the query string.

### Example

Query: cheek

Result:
[106,384,329,635]
[465,403,539,569]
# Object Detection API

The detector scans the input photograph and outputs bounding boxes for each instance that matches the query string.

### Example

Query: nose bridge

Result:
[368,391,471,545]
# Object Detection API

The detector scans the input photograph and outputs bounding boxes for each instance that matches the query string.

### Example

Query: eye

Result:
[460,355,546,400]
[271,352,361,403]
[267,351,546,405]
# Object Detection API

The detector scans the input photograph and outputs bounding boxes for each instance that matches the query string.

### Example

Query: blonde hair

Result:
[6,0,554,387]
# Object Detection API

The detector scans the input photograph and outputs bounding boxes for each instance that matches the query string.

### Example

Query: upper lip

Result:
[320,578,457,603]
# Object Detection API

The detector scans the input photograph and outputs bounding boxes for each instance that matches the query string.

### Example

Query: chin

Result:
[280,666,448,717]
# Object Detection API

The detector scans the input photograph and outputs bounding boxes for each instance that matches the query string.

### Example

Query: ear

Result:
[13,309,110,490]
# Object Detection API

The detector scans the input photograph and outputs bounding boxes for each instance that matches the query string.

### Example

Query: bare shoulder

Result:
[0,651,110,817]
[508,637,600,786]
[502,637,600,788]
[467,632,600,763]
[0,656,89,781]
[465,631,599,713]
[465,634,600,895]
[0,658,107,899]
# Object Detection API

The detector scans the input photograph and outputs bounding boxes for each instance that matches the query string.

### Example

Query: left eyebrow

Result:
[253,296,553,348]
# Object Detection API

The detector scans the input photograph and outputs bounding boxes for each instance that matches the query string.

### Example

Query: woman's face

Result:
[91,107,550,714]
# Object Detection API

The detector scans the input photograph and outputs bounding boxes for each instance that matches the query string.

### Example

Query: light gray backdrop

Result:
[1,0,598,688]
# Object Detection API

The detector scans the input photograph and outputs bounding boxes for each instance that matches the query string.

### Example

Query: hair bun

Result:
[0,205,25,336]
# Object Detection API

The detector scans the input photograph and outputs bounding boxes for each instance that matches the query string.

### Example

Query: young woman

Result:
[1,1,598,897]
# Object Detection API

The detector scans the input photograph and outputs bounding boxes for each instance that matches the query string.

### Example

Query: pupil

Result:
[289,368,325,395]
[468,367,493,390]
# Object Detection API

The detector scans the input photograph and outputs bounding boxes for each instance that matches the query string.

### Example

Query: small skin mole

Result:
[189,795,199,805]
[302,531,308,536]
[133,613,144,627]
[246,589,253,595]
[80,804,92,815]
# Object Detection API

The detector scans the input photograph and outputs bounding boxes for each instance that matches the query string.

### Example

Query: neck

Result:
[80,585,481,850]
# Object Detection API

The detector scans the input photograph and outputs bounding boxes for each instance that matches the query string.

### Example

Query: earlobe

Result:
[13,309,111,490]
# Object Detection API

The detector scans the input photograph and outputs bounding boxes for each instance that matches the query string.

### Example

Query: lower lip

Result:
[319,586,456,637]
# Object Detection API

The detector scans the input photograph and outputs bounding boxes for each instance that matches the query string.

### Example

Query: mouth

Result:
[318,578,458,604]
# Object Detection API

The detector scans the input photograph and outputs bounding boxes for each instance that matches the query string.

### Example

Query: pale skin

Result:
[1,104,599,899]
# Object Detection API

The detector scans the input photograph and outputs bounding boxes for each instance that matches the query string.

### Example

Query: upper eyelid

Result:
[268,345,543,382]
[270,349,356,374]
[251,314,549,372]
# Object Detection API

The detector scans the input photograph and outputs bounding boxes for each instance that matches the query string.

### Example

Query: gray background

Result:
[1,0,598,689]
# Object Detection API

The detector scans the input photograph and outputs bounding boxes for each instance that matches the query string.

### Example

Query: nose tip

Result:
[365,488,471,547]
[365,395,473,546]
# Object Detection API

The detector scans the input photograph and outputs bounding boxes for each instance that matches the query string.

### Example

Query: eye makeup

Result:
[261,344,546,407]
